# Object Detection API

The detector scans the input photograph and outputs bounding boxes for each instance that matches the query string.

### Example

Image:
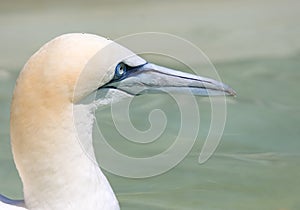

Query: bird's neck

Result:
[11,102,119,210]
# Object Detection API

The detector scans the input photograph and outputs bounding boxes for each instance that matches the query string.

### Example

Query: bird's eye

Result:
[115,63,126,79]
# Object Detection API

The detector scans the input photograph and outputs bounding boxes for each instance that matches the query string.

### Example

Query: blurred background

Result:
[0,0,299,209]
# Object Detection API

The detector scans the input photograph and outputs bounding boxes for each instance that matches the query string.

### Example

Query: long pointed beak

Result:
[104,63,236,96]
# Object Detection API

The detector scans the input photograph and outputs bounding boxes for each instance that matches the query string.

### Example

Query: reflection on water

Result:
[0,0,299,209]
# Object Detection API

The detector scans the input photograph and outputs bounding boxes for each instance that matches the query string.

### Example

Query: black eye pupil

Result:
[118,66,123,74]
[115,63,126,78]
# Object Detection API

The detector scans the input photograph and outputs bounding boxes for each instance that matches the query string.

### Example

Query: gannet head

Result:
[10,33,235,210]
[75,36,236,107]
[13,33,235,115]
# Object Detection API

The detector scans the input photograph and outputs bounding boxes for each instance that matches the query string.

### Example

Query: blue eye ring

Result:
[115,62,126,79]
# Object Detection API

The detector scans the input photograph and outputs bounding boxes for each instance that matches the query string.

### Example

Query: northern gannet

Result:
[0,33,235,210]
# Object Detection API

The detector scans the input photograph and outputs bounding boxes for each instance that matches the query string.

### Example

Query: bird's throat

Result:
[11,102,119,210]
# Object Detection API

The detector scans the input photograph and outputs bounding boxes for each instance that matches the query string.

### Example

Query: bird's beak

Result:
[103,63,236,96]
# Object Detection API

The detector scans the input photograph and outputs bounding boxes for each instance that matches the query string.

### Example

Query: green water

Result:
[0,0,300,209]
